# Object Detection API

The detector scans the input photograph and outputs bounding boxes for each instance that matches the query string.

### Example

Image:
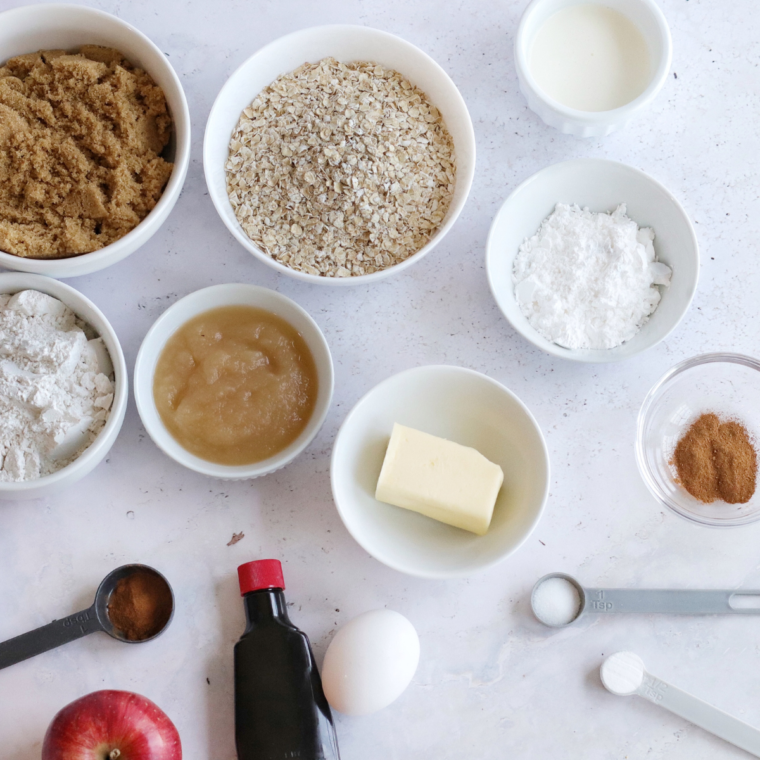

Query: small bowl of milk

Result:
[514,0,672,137]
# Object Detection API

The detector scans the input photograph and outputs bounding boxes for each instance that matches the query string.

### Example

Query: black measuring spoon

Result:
[0,564,174,670]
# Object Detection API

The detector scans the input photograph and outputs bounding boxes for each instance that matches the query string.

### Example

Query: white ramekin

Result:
[0,4,191,278]
[204,24,476,285]
[0,273,128,500]
[134,284,334,479]
[514,0,672,138]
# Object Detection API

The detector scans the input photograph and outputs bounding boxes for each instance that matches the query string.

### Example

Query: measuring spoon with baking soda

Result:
[602,651,760,757]
[0,564,174,670]
[531,572,760,628]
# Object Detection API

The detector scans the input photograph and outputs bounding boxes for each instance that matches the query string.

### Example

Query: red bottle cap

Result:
[238,559,285,595]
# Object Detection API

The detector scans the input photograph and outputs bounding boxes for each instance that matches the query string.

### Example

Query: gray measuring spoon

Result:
[0,564,174,670]
[531,572,760,628]
[601,651,760,758]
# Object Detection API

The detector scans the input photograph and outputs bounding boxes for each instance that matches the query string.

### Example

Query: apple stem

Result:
[109,751,121,760]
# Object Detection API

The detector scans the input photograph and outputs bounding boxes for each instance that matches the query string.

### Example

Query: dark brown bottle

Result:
[234,559,340,760]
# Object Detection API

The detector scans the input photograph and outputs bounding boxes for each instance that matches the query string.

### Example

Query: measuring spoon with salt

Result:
[601,651,760,758]
[531,572,760,628]
[0,564,174,671]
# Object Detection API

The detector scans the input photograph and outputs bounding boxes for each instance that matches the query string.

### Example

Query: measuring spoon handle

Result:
[638,672,760,757]
[583,588,758,615]
[0,604,101,670]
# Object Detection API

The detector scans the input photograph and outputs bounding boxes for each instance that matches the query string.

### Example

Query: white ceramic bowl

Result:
[330,366,550,578]
[486,158,699,363]
[134,284,334,479]
[204,24,476,285]
[514,0,672,138]
[0,4,191,278]
[0,273,128,500]
[637,354,760,527]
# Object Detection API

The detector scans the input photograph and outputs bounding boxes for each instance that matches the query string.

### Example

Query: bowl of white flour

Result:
[486,158,699,362]
[0,273,128,500]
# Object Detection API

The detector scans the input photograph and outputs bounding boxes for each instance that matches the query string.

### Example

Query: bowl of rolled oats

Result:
[203,25,475,283]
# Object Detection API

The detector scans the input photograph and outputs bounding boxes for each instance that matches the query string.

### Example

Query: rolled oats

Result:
[225,58,456,278]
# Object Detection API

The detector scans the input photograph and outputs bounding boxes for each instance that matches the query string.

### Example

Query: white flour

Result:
[0,290,114,482]
[513,203,672,350]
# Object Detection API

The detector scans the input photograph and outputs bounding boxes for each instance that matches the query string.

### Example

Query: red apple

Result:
[42,690,182,760]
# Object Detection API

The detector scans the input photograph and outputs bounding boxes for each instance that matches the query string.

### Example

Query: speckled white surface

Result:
[1,1,759,757]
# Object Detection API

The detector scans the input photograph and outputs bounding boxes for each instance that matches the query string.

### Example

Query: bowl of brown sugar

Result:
[637,353,760,526]
[0,5,190,278]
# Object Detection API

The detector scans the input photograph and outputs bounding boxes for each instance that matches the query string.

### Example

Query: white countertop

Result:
[2,0,759,757]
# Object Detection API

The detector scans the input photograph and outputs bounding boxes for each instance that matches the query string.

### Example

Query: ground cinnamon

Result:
[672,413,758,504]
[107,569,173,641]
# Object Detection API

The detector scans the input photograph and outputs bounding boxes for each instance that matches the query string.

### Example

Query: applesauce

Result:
[153,305,318,465]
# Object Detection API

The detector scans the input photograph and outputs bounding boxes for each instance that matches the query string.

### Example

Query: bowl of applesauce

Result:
[134,284,333,479]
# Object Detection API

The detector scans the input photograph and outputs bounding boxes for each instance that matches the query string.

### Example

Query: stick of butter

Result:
[375,423,504,536]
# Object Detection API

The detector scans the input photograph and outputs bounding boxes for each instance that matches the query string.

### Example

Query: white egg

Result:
[321,609,420,716]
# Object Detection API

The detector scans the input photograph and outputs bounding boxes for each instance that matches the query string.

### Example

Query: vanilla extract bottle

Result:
[234,559,340,760]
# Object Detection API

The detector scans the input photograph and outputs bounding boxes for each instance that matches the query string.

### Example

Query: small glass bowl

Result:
[637,353,760,527]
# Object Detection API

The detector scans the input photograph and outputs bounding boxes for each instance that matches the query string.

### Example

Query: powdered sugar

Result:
[0,290,114,482]
[513,203,672,350]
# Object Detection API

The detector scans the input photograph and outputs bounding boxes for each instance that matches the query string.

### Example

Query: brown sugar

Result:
[0,46,173,258]
[672,413,758,504]
[107,569,173,641]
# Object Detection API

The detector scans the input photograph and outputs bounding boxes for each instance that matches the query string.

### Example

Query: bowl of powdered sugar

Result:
[0,273,128,499]
[486,158,699,362]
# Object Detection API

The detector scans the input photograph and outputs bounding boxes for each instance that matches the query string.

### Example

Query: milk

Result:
[529,4,651,112]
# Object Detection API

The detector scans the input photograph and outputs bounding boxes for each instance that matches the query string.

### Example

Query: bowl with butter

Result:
[330,365,550,578]
[134,284,333,479]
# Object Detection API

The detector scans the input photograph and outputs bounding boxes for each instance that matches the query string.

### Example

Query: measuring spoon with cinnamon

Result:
[0,564,174,670]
